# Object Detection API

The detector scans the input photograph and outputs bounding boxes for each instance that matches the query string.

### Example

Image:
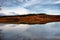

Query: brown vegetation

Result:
[0,13,60,24]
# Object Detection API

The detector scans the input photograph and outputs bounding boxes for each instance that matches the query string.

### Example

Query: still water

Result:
[0,22,60,40]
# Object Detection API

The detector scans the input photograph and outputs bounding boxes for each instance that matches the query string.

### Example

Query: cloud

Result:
[43,9,60,15]
[39,0,60,4]
[1,0,60,7]
[1,0,60,15]
[22,0,38,7]
[0,7,30,15]
[53,0,60,4]
[22,0,60,7]
[25,3,60,15]
[0,0,23,7]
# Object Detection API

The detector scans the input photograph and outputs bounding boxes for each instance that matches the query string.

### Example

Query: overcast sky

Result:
[0,0,60,15]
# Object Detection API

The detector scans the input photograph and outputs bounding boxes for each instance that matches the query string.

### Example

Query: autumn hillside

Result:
[0,13,60,24]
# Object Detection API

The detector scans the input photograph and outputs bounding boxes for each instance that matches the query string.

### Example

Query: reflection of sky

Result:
[0,0,60,40]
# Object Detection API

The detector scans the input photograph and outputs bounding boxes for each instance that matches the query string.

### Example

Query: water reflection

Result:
[0,22,60,40]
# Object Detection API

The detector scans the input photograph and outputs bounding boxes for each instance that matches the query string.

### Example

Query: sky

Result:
[0,0,60,15]
[0,0,60,40]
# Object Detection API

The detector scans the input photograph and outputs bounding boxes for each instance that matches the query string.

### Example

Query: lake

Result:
[0,22,60,40]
